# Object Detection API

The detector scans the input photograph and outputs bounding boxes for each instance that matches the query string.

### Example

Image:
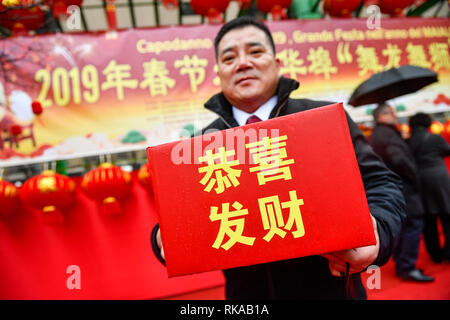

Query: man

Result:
[151,17,405,299]
[408,113,450,264]
[370,103,433,282]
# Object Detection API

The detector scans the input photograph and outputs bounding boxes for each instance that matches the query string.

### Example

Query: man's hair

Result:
[409,112,432,130]
[214,16,276,60]
[372,103,390,123]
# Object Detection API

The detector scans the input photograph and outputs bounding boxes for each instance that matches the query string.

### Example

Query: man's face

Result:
[378,105,398,126]
[216,26,281,113]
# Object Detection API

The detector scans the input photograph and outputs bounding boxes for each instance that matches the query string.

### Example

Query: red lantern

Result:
[323,0,361,18]
[0,5,46,32]
[399,123,411,139]
[160,0,178,9]
[20,170,76,222]
[0,178,20,218]
[442,119,450,142]
[443,119,450,142]
[1,0,20,7]
[429,121,444,135]
[257,0,292,20]
[11,22,28,36]
[52,1,67,16]
[190,0,231,23]
[31,100,45,126]
[31,100,43,115]
[377,0,415,17]
[138,162,153,195]
[358,124,373,138]
[9,124,22,136]
[45,0,83,18]
[81,163,132,215]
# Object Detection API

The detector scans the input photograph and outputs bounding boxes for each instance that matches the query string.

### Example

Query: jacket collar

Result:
[375,123,402,138]
[204,76,300,128]
[376,123,399,131]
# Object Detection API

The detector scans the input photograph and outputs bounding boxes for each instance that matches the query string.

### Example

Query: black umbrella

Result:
[348,65,438,107]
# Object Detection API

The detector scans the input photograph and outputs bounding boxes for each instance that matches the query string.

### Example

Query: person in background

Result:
[409,112,450,263]
[370,103,434,282]
[151,17,406,299]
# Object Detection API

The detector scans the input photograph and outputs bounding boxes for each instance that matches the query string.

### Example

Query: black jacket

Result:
[152,77,405,299]
[370,123,424,218]
[409,127,450,215]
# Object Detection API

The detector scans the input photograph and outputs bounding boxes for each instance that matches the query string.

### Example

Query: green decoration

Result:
[396,105,406,112]
[121,130,146,143]
[290,0,322,19]
[180,123,197,138]
[56,160,67,175]
[365,107,374,115]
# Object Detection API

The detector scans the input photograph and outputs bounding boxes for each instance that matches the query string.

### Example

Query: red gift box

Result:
[147,103,376,277]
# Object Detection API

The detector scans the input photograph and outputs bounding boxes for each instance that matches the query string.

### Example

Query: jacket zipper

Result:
[217,114,233,129]
[273,95,289,119]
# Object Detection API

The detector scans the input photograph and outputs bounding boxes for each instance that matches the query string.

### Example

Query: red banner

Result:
[0,18,449,165]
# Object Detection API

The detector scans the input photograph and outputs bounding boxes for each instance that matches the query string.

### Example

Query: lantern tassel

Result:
[31,101,45,127]
[36,115,46,127]
[42,206,65,224]
[102,197,122,215]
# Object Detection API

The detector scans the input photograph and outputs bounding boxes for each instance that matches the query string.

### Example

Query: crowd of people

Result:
[370,104,450,283]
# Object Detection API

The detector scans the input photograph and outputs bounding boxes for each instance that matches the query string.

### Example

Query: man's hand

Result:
[322,215,380,277]
[156,228,165,260]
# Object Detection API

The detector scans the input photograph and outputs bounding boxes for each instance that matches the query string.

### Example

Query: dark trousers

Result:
[423,214,450,262]
[394,215,424,275]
